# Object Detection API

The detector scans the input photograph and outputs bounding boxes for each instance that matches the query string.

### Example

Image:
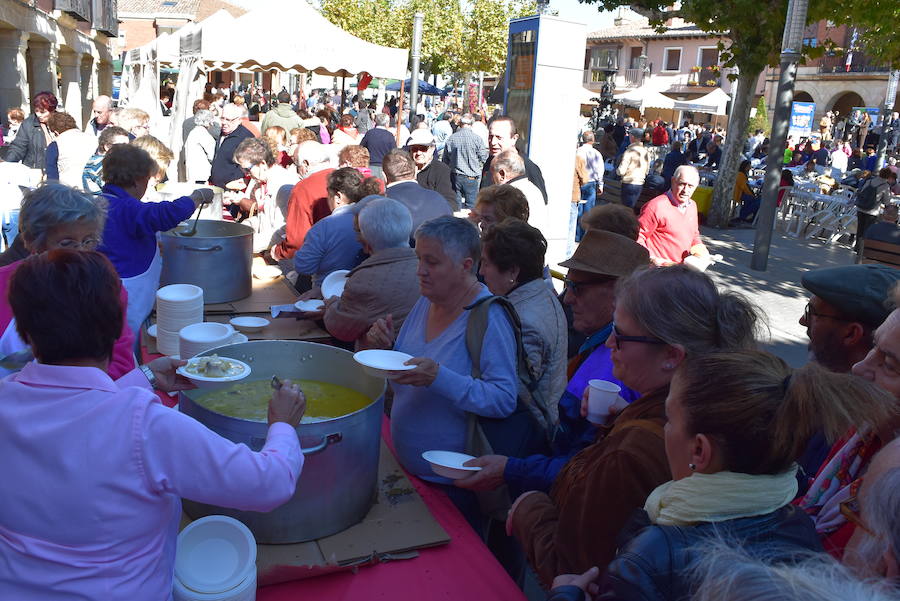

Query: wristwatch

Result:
[139,364,158,389]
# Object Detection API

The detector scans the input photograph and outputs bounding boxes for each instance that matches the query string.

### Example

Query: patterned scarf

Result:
[798,429,882,534]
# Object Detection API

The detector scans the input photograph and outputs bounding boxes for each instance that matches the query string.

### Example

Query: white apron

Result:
[122,247,163,337]
[0,317,31,378]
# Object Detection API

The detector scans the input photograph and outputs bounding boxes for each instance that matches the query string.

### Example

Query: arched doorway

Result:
[794,91,814,103]
[829,91,865,118]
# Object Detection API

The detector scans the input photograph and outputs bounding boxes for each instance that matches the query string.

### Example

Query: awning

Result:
[386,79,444,95]
[673,88,730,115]
[614,84,676,111]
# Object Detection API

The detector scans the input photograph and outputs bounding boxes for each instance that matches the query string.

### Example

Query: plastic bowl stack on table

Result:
[173,515,257,601]
[179,322,243,359]
[156,284,204,356]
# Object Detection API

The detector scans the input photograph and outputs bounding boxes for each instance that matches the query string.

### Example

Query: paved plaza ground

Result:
[702,224,856,367]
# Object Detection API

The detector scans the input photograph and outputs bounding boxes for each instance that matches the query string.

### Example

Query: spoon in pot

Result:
[180,189,214,237]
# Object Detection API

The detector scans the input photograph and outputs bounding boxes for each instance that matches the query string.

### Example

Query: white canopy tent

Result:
[166,3,408,181]
[673,88,730,115]
[580,87,601,105]
[614,85,676,112]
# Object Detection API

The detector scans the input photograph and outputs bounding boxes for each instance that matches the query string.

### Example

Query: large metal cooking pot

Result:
[179,341,385,543]
[160,220,253,303]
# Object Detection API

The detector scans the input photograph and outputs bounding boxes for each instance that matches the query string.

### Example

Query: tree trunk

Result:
[709,69,761,228]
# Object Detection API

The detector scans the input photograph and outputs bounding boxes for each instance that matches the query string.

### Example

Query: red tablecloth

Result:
[149,347,527,601]
[256,418,528,601]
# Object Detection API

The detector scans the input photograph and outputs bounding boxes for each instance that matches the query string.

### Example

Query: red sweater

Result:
[273,168,333,260]
[637,192,702,264]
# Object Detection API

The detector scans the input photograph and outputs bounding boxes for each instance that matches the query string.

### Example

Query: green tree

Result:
[459,0,536,75]
[748,96,770,137]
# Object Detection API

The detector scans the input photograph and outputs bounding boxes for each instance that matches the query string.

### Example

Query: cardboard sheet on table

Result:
[205,314,329,341]
[205,277,298,314]
[253,440,450,586]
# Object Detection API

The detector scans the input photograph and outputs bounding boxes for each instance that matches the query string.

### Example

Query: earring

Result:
[664,363,674,369]
[689,463,696,471]
[509,279,515,284]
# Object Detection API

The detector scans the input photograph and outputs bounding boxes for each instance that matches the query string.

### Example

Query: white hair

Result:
[673,164,699,182]
[491,149,525,176]
[375,113,389,127]
[692,541,895,601]
[295,141,331,168]
[356,197,413,251]
[853,466,900,576]
[193,109,214,128]
[415,215,481,272]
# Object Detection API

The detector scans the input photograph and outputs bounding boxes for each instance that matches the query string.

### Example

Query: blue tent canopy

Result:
[385,78,443,95]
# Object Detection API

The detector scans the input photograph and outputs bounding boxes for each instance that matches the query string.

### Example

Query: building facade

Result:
[0,0,116,128]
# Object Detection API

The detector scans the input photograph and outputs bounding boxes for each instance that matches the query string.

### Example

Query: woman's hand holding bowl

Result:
[147,357,196,392]
[268,379,306,427]
[390,357,438,387]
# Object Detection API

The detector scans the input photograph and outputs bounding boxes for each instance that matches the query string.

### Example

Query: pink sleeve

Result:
[108,284,137,380]
[140,404,303,512]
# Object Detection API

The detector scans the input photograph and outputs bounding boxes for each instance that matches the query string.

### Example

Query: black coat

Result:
[209,124,254,188]
[5,114,48,170]
[416,159,455,211]
[596,505,823,601]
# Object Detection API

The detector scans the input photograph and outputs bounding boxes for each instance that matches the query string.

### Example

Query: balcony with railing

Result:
[667,67,721,92]
[818,54,889,74]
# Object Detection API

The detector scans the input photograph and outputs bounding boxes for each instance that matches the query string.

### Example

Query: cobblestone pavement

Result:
[702,225,856,367]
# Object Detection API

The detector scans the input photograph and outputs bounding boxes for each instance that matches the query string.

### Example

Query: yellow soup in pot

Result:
[195,379,372,423]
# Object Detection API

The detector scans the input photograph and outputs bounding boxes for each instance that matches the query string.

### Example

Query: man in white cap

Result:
[408,128,454,211]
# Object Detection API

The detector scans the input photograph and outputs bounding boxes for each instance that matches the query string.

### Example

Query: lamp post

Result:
[751,0,809,271]
[876,69,899,170]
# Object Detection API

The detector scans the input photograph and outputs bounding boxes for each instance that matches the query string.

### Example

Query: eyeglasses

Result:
[803,302,851,323]
[563,278,612,297]
[239,164,254,174]
[610,322,666,351]
[408,145,430,152]
[839,496,874,536]
[53,237,100,251]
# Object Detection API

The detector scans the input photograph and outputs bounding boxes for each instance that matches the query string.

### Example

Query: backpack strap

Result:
[464,295,557,439]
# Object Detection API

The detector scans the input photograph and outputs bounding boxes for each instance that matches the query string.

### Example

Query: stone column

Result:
[58,51,83,128]
[28,40,59,102]
[80,54,95,127]
[0,31,30,115]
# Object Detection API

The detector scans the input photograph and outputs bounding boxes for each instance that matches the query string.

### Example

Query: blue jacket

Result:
[503,324,639,494]
[385,181,451,235]
[597,505,822,601]
[292,206,364,286]
[97,184,194,278]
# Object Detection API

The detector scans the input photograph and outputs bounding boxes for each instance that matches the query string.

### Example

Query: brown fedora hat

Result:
[560,230,650,277]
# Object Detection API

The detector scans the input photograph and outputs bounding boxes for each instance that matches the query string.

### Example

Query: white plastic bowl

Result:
[422,450,482,480]
[229,316,269,333]
[173,567,256,601]
[174,515,257,596]
[180,322,235,343]
[353,349,416,379]
[157,284,204,303]
[293,299,325,312]
[176,356,251,389]
[321,269,350,299]
[147,324,157,338]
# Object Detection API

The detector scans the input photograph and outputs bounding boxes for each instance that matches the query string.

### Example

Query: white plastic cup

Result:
[587,379,623,424]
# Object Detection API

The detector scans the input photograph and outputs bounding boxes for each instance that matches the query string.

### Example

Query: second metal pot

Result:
[160,220,253,303]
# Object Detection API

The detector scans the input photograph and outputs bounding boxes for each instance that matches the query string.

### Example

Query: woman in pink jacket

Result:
[0,250,306,600]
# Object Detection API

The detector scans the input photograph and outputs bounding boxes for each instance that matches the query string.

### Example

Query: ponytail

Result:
[679,350,898,475]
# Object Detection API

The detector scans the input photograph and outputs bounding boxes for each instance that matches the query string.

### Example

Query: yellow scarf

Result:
[644,468,799,527]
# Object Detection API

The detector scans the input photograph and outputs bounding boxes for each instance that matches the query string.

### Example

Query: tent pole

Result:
[341,76,346,110]
[395,79,406,145]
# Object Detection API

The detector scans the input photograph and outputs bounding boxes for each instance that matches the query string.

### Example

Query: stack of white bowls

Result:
[179,322,241,360]
[173,515,257,601]
[156,284,204,356]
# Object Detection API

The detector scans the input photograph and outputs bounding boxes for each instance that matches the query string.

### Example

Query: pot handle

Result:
[179,244,223,252]
[301,432,343,456]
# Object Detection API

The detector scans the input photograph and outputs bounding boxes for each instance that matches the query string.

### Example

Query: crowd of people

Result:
[2,83,900,601]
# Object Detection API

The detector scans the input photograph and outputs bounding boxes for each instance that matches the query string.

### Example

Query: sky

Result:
[548,1,644,32]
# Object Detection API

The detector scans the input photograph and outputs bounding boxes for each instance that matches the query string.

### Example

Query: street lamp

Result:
[751,0,809,271]
[876,69,899,170]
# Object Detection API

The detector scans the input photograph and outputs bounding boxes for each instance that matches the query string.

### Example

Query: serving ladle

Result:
[180,202,205,237]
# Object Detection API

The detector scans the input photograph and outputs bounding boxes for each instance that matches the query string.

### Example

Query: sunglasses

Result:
[839,496,874,537]
[610,322,666,351]
[563,278,612,296]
